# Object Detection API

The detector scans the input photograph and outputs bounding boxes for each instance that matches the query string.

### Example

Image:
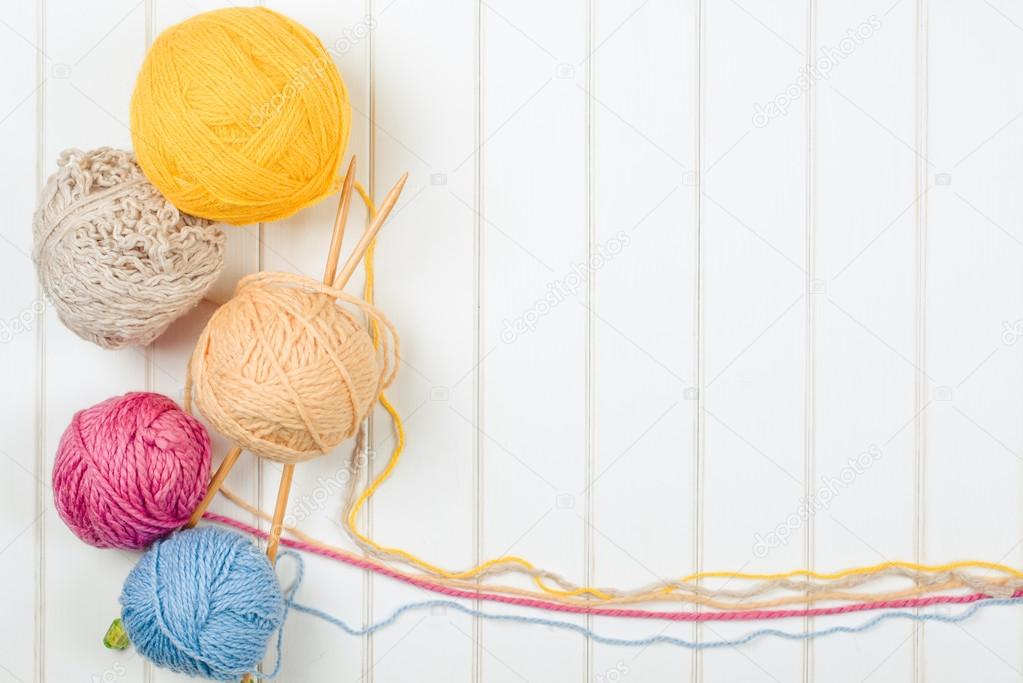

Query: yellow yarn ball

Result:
[130,7,350,225]
[186,272,397,464]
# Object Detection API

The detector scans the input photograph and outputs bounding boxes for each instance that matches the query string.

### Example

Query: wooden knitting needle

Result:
[263,170,408,566]
[265,157,360,564]
[237,160,364,683]
[241,170,407,683]
[332,172,408,289]
[323,155,358,283]
[185,446,241,528]
[185,157,360,533]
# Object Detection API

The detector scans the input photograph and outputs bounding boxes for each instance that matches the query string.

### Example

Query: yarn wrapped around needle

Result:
[185,269,398,464]
[99,161,406,682]
[40,6,415,681]
[183,159,403,466]
[178,160,405,683]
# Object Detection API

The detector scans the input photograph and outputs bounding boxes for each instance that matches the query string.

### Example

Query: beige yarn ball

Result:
[33,148,225,349]
[185,272,398,464]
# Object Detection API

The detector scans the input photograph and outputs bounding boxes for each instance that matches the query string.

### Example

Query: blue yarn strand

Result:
[270,551,1023,654]
[287,596,1023,650]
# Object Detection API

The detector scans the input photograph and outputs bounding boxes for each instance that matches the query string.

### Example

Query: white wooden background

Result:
[3,0,1023,681]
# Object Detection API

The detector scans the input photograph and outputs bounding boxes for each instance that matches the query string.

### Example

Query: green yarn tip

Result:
[104,618,129,650]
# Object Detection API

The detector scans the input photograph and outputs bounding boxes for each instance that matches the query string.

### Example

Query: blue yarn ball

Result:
[120,526,285,680]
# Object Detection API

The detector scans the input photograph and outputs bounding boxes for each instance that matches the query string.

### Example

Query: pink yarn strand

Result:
[205,513,1018,623]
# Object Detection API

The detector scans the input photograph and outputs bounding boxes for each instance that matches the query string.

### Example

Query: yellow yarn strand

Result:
[189,177,1023,602]
[218,485,1023,610]
[673,560,1023,583]
[348,182,547,586]
[342,182,1023,599]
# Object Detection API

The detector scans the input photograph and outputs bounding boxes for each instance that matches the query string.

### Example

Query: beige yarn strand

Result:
[215,477,1023,609]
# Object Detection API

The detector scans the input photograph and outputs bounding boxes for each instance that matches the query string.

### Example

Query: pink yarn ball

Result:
[52,392,211,549]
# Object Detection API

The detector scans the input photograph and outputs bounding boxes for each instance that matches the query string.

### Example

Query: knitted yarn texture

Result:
[33,148,224,349]
[186,271,398,464]
[130,7,350,224]
[52,392,211,549]
[120,526,284,680]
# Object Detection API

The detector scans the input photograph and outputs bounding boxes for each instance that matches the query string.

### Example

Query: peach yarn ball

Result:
[185,272,398,464]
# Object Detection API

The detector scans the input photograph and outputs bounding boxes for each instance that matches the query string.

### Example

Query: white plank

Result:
[367,0,479,681]
[480,1,590,680]
[700,1,808,681]
[923,0,1023,680]
[590,0,699,679]
[41,1,148,681]
[144,2,264,681]
[813,1,917,680]
[10,2,1023,681]
[0,1,41,681]
[257,1,372,680]
[146,0,264,310]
